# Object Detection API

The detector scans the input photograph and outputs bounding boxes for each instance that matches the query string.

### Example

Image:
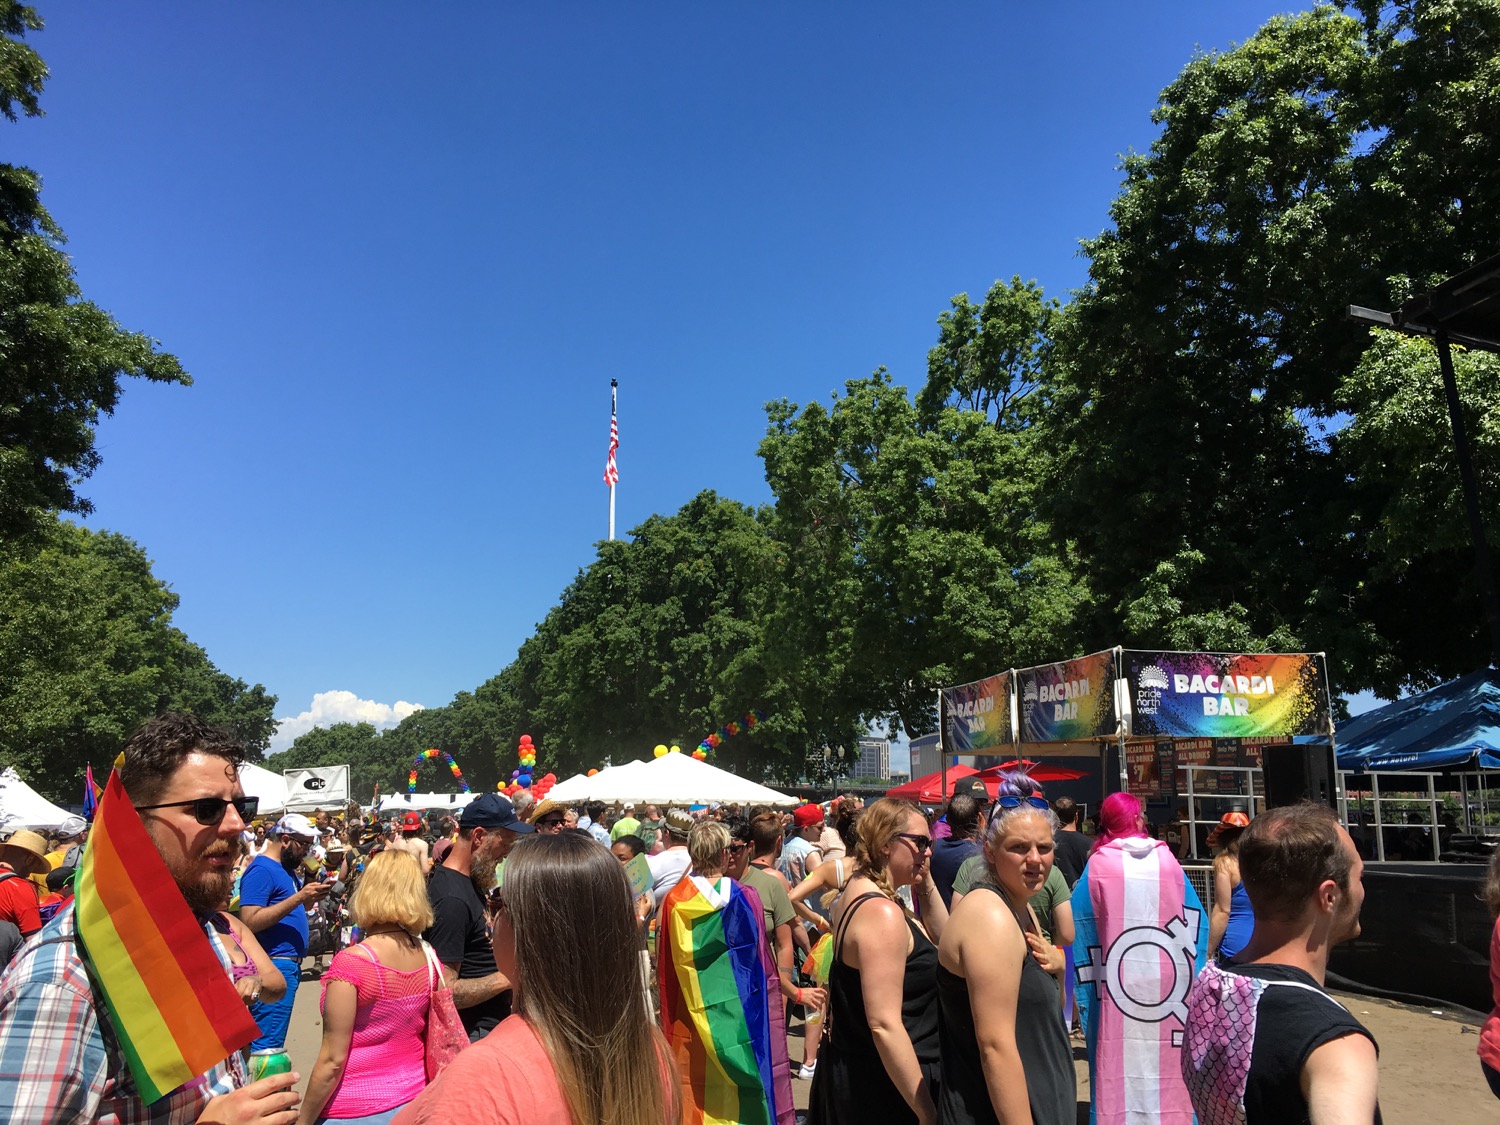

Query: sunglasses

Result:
[727,842,750,853]
[897,832,932,852]
[535,817,565,828]
[996,795,1050,811]
[136,795,260,826]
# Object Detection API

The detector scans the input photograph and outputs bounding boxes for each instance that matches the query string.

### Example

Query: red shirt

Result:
[0,863,42,937]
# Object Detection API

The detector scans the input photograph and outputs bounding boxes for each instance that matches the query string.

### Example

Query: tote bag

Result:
[421,939,470,1079]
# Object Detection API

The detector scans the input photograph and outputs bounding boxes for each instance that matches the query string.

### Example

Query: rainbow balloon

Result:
[695,709,766,759]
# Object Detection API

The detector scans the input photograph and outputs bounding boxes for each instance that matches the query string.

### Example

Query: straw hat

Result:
[1206,811,1251,849]
[0,830,50,877]
[527,799,564,826]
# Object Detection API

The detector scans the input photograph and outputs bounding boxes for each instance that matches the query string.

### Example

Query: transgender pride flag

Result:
[1071,837,1207,1125]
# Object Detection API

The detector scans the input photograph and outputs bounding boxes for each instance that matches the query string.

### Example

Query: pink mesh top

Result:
[319,942,432,1117]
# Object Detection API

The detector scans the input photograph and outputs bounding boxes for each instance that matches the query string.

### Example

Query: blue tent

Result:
[1335,668,1500,771]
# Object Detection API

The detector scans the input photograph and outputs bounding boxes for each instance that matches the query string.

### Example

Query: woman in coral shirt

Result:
[395,832,678,1125]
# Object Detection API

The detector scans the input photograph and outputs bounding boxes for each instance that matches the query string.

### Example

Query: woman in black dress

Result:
[807,798,948,1125]
[936,771,1076,1125]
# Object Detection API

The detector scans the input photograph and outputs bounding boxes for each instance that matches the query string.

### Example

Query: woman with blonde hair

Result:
[658,819,794,1124]
[395,831,679,1125]
[299,848,436,1125]
[936,773,1075,1124]
[807,798,947,1125]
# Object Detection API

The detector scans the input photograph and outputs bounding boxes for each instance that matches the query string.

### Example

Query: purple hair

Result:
[1090,791,1147,854]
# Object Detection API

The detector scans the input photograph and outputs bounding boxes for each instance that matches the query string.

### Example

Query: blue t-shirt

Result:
[238,854,307,961]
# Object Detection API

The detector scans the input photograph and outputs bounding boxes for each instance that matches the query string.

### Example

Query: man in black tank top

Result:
[1182,803,1380,1124]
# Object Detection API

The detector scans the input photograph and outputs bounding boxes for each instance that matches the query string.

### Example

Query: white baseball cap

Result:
[274,813,317,840]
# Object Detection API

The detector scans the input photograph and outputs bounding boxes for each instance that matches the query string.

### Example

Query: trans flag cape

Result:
[658,874,794,1125]
[1071,837,1207,1125]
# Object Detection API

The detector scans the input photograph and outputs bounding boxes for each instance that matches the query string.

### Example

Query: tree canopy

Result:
[0,1,189,543]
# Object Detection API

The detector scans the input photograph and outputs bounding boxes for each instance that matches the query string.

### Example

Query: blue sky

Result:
[13,2,1336,757]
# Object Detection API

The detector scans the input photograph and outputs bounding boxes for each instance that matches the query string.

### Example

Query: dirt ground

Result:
[285,964,1495,1123]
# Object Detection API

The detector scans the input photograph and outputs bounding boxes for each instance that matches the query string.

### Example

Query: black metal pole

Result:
[1436,331,1500,668]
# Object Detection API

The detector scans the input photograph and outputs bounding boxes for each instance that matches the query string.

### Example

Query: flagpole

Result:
[608,378,618,541]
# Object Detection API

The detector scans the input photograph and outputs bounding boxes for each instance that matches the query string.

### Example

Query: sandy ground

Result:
[284,962,1495,1123]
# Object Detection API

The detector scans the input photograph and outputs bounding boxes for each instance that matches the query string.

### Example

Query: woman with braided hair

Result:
[806,798,947,1125]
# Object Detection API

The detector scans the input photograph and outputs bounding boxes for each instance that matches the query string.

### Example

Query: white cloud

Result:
[269,690,424,754]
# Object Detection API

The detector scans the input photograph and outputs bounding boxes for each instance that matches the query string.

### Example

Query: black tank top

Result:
[806,891,940,1124]
[936,884,1076,1125]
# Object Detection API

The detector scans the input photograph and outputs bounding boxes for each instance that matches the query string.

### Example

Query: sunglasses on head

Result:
[995,795,1050,811]
[136,795,260,826]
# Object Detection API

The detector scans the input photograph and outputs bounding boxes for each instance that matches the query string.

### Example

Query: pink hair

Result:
[1090,791,1147,854]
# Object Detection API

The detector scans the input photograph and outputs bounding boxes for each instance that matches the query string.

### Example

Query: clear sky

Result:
[12,2,1314,754]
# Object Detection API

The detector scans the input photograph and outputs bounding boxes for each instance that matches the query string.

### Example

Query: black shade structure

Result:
[1348,249,1500,668]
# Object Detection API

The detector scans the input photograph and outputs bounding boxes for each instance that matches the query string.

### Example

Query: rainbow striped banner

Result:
[75,769,260,1103]
[658,875,791,1125]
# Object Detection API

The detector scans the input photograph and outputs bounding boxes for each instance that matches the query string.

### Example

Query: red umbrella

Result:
[976,759,1087,785]
[885,765,988,804]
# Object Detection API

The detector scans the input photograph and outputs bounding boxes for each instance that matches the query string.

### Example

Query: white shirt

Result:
[647,847,693,909]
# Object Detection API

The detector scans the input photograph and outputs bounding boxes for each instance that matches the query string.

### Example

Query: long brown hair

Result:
[852,798,921,911]
[503,833,679,1125]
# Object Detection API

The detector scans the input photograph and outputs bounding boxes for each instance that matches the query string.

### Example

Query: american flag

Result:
[604,385,619,486]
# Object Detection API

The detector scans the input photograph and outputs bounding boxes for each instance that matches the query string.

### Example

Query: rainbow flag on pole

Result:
[658,875,792,1125]
[74,768,260,1103]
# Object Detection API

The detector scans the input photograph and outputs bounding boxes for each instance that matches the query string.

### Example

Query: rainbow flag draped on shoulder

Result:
[1071,837,1207,1125]
[658,874,793,1125]
[75,768,260,1103]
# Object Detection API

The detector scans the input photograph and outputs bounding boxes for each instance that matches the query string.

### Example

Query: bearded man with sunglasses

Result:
[0,711,301,1124]
[238,812,332,1057]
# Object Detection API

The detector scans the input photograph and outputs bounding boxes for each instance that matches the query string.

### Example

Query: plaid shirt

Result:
[0,904,248,1124]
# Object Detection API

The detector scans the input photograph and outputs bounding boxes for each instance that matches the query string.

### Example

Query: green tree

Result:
[1046,0,1500,696]
[761,364,1089,743]
[0,2,189,542]
[0,516,275,798]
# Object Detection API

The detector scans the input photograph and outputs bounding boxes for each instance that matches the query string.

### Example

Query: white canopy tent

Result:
[376,792,475,815]
[238,762,290,817]
[548,753,797,807]
[0,767,74,833]
[548,760,649,805]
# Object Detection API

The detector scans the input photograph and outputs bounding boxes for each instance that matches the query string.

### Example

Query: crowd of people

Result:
[0,710,1491,1123]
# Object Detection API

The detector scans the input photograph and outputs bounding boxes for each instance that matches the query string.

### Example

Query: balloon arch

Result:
[408,748,470,793]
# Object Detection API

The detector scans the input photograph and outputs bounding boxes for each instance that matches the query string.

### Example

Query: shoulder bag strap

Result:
[420,938,445,994]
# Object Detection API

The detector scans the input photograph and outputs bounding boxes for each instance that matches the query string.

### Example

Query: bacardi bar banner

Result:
[282,765,350,810]
[941,672,1015,753]
[1017,650,1118,743]
[1123,651,1331,739]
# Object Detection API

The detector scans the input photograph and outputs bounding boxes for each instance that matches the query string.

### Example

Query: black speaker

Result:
[1261,744,1337,808]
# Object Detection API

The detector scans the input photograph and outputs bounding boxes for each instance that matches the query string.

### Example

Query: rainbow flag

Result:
[805,931,834,985]
[658,874,792,1125]
[75,769,260,1103]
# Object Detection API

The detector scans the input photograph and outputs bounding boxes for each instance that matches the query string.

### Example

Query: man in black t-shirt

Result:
[1182,802,1380,1124]
[424,792,533,1041]
[1049,796,1091,888]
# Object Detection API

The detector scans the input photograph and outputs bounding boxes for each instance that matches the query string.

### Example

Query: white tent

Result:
[238,762,290,817]
[377,792,475,815]
[0,767,74,833]
[548,754,796,807]
[548,760,648,805]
